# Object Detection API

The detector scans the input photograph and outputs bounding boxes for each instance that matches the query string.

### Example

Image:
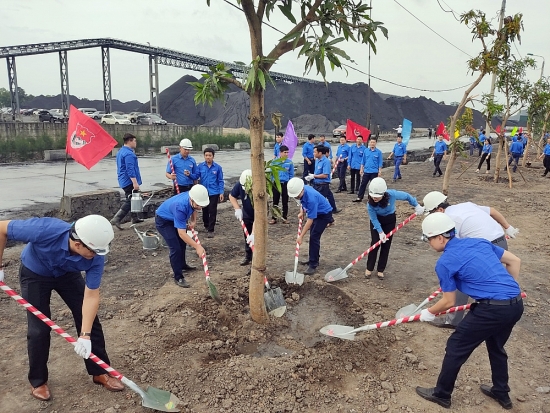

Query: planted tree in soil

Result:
[525,76,550,162]
[190,0,387,323]
[441,11,524,195]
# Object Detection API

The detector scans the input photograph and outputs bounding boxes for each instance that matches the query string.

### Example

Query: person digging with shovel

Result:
[229,169,255,274]
[0,215,124,401]
[415,212,523,410]
[287,177,333,276]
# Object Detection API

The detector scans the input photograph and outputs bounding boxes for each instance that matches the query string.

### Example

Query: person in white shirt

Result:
[393,124,403,138]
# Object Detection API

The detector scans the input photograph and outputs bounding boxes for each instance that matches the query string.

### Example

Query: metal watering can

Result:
[132,225,160,250]
[130,190,154,213]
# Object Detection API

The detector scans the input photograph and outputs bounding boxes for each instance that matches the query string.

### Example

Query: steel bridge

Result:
[1,37,321,119]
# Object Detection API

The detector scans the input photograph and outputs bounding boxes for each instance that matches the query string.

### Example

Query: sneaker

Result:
[479,384,512,409]
[364,270,371,279]
[475,169,480,173]
[415,387,451,409]
[174,278,190,288]
[352,198,363,202]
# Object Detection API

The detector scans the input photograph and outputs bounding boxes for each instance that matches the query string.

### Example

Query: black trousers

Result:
[243,218,254,260]
[272,181,289,219]
[173,184,193,196]
[308,212,333,268]
[433,300,523,400]
[303,159,315,182]
[119,183,141,221]
[477,153,491,171]
[313,183,337,212]
[156,215,188,280]
[366,213,396,272]
[433,154,444,176]
[543,155,550,175]
[356,172,379,200]
[202,194,220,232]
[19,265,111,387]
[337,160,348,190]
[349,168,361,192]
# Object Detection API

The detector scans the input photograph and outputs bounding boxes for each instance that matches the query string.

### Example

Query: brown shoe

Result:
[31,383,51,401]
[92,374,124,392]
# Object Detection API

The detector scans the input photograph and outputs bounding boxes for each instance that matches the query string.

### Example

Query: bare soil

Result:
[1,157,550,413]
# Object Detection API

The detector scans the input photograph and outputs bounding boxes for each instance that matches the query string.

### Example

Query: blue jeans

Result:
[393,156,403,179]
[308,212,333,268]
[155,215,188,280]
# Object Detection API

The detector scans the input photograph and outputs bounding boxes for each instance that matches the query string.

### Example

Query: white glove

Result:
[419,308,436,322]
[74,337,92,359]
[378,232,388,243]
[505,225,519,239]
[414,205,425,215]
[305,174,315,182]
[234,209,243,221]
[0,270,4,282]
[246,234,255,246]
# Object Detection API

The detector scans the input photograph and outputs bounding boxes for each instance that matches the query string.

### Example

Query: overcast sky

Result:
[1,0,548,107]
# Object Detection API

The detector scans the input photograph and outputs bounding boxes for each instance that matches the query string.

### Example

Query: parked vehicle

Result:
[38,110,67,123]
[90,110,105,120]
[128,112,144,123]
[136,114,167,125]
[332,124,346,137]
[101,114,131,125]
[79,108,97,116]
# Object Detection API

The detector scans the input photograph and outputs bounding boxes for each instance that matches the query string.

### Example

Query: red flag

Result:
[495,125,502,134]
[345,119,370,141]
[519,127,523,133]
[436,122,449,141]
[66,105,117,170]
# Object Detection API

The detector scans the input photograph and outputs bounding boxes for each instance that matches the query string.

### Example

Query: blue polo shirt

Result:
[479,133,486,144]
[230,182,254,220]
[313,156,331,184]
[392,142,407,157]
[509,141,523,155]
[434,140,448,154]
[197,161,224,195]
[482,143,492,154]
[7,218,104,290]
[116,146,142,188]
[299,186,332,219]
[469,137,476,145]
[543,143,550,156]
[361,147,383,173]
[349,144,365,169]
[320,141,333,159]
[302,141,315,159]
[274,142,281,158]
[435,237,520,300]
[273,157,294,183]
[156,192,195,229]
[336,143,350,161]
[367,189,418,233]
[166,154,199,186]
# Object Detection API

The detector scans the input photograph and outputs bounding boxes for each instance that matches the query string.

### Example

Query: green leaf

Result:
[257,69,266,90]
[278,3,296,24]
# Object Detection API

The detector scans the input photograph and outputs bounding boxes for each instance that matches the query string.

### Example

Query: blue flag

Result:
[401,119,412,145]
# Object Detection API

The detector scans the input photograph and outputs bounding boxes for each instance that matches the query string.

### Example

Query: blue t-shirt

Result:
[509,141,523,155]
[166,154,199,186]
[349,144,365,169]
[361,147,383,173]
[336,144,350,160]
[116,146,142,188]
[367,189,418,233]
[435,237,520,300]
[434,140,448,154]
[320,141,333,159]
[543,143,550,156]
[479,133,486,144]
[7,218,104,289]
[302,141,315,159]
[300,186,332,219]
[197,161,224,195]
[274,142,281,158]
[482,143,492,154]
[392,142,407,157]
[313,156,331,184]
[230,182,254,220]
[155,192,195,229]
[273,157,294,183]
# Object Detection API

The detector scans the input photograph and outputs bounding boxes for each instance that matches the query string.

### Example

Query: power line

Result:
[436,0,460,21]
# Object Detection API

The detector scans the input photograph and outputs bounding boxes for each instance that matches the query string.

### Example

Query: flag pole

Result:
[62,152,68,199]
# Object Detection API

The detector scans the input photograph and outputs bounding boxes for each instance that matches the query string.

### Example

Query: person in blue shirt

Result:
[353,138,383,202]
[365,178,424,279]
[302,134,316,183]
[431,135,448,177]
[387,135,407,182]
[155,185,210,287]
[477,130,486,156]
[306,145,339,215]
[416,212,523,410]
[335,136,350,192]
[476,138,492,174]
[287,177,333,276]
[273,132,283,158]
[197,148,224,237]
[270,145,295,224]
[165,138,199,195]
[318,135,333,160]
[468,135,476,156]
[0,215,124,400]
[347,136,365,194]
[507,139,524,172]
[229,169,255,271]
[110,133,143,229]
[538,136,550,177]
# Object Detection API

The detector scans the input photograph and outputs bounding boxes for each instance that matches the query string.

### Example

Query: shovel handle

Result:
[239,219,254,253]
[191,230,210,278]
[295,210,304,256]
[166,148,180,194]
[331,156,342,175]
[0,281,125,380]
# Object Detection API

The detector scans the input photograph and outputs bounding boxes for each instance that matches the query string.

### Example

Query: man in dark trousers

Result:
[197,148,224,238]
[229,169,255,272]
[307,145,339,214]
[347,135,365,194]
[353,138,383,202]
[335,136,350,193]
[165,138,199,195]
[302,134,316,183]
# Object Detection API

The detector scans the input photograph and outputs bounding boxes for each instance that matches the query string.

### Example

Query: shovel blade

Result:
[395,303,421,319]
[294,272,305,286]
[264,287,287,317]
[319,324,357,340]
[141,386,181,412]
[284,270,296,285]
[324,268,347,282]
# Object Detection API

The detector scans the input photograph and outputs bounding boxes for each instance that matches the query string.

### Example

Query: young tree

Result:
[441,11,523,195]
[525,77,550,162]
[191,0,387,323]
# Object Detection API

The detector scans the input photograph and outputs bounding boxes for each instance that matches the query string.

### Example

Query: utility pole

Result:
[366,0,372,131]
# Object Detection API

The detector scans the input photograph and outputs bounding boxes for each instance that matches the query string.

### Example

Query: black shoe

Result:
[174,278,190,288]
[246,267,251,276]
[240,257,251,266]
[304,266,316,275]
[182,264,197,271]
[480,384,512,409]
[541,174,547,177]
[131,217,144,224]
[333,209,342,214]
[206,232,214,238]
[432,174,436,177]
[397,176,402,179]
[427,319,456,329]
[299,259,310,266]
[352,198,363,202]
[415,387,451,409]
[335,190,342,193]
[347,191,354,194]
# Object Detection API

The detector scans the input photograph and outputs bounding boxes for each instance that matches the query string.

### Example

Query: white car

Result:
[101,114,131,125]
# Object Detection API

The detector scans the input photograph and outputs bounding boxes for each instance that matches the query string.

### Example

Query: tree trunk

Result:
[248,89,269,324]
[538,113,550,157]
[522,123,531,167]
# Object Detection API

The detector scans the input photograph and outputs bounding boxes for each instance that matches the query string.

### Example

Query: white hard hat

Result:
[240,169,252,186]
[74,215,114,255]
[287,177,304,198]
[179,138,193,150]
[422,212,455,238]
[423,191,447,213]
[189,184,210,207]
[399,124,402,127]
[368,177,387,197]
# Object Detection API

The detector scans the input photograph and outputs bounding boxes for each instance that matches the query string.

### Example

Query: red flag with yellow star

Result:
[66,105,117,169]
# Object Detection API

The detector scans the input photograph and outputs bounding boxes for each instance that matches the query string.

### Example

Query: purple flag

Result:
[282,120,298,159]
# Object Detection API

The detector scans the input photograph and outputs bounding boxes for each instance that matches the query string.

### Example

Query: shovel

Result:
[0,281,180,412]
[238,219,286,317]
[191,229,222,304]
[325,212,417,282]
[395,287,441,319]
[285,211,305,286]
